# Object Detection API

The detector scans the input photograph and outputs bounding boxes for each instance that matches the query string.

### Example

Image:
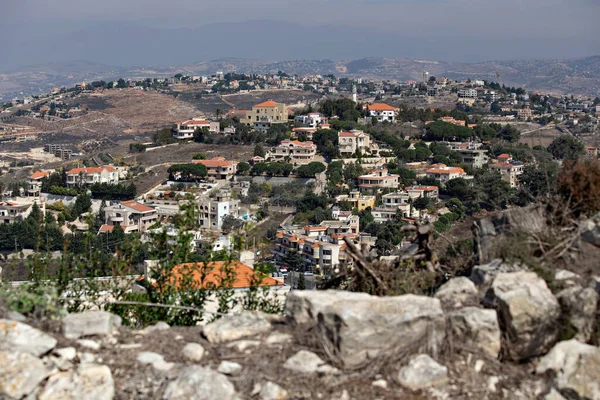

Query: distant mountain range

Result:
[1,56,599,101]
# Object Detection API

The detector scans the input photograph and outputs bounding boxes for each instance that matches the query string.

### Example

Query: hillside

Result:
[2,56,599,101]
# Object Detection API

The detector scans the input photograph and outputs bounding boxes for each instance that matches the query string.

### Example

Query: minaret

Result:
[352,85,357,103]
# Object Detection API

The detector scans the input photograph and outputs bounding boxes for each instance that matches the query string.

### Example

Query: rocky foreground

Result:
[1,260,599,400]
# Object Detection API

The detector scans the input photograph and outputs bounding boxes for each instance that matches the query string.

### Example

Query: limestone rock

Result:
[557,285,599,342]
[283,350,339,375]
[469,259,525,288]
[485,271,560,361]
[397,354,448,391]
[77,339,101,351]
[202,312,272,343]
[372,379,388,389]
[163,365,237,400]
[473,205,546,263]
[581,215,600,247]
[554,269,580,287]
[137,351,174,371]
[227,339,260,353]
[62,311,121,339]
[536,339,600,400]
[141,321,170,334]
[448,307,501,359]
[265,332,293,346]
[0,351,49,399]
[39,363,114,400]
[434,277,479,310]
[259,381,289,400]
[0,319,57,357]
[217,361,242,376]
[182,343,205,362]
[54,347,77,361]
[286,290,445,368]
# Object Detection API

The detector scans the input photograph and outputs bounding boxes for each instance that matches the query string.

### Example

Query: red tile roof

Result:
[368,103,397,112]
[193,157,236,168]
[426,166,466,175]
[304,225,327,232]
[254,100,279,108]
[99,224,114,233]
[30,171,50,180]
[280,140,316,148]
[170,261,283,289]
[180,119,210,125]
[121,200,154,213]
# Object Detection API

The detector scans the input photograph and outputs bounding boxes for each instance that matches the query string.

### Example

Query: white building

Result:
[338,130,372,156]
[198,195,240,230]
[365,103,397,122]
[172,119,220,140]
[357,168,400,193]
[101,200,159,234]
[66,167,119,188]
[268,140,317,164]
[458,89,478,99]
[425,164,468,185]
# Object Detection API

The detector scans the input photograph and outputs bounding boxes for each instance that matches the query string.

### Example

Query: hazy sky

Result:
[2,0,599,66]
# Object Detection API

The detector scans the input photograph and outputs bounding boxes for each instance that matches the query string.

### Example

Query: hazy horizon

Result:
[1,0,599,71]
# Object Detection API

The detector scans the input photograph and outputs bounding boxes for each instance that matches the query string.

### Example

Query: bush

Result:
[0,284,66,319]
[557,160,600,217]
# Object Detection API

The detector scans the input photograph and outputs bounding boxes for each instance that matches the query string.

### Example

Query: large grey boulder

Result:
[448,307,501,359]
[163,366,237,400]
[39,363,115,400]
[202,312,272,343]
[581,215,600,247]
[286,290,445,368]
[62,311,121,339]
[283,350,339,375]
[536,339,600,400]
[0,351,50,399]
[0,319,57,356]
[397,354,448,391]
[485,271,560,361]
[557,285,599,342]
[473,205,547,263]
[435,277,479,310]
[470,259,525,288]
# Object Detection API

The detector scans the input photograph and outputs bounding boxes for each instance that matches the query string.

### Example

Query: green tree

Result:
[237,162,250,175]
[253,144,266,158]
[72,192,92,218]
[297,273,306,290]
[548,135,585,161]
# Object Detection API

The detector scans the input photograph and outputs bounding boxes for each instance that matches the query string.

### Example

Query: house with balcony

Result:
[193,157,238,180]
[338,130,373,157]
[425,164,468,185]
[490,155,525,188]
[66,167,118,188]
[294,112,326,128]
[172,119,220,140]
[0,201,33,224]
[245,100,288,132]
[101,200,159,234]
[27,170,51,197]
[268,140,317,164]
[405,186,439,202]
[357,168,400,193]
[198,194,240,230]
[364,103,397,122]
[335,191,376,211]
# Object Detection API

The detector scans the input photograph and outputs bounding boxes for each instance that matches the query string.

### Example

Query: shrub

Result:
[557,160,600,217]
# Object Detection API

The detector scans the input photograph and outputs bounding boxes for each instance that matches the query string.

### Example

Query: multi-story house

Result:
[0,201,33,224]
[458,89,478,99]
[585,146,598,160]
[518,108,533,120]
[335,191,376,211]
[425,164,467,185]
[172,119,220,140]
[447,142,489,168]
[273,217,359,276]
[27,171,51,197]
[357,168,400,193]
[245,100,288,132]
[193,157,238,180]
[294,112,325,128]
[364,103,397,122]
[338,130,372,156]
[66,167,118,187]
[268,140,317,164]
[198,194,240,230]
[101,200,159,234]
[405,186,439,202]
[490,156,525,188]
